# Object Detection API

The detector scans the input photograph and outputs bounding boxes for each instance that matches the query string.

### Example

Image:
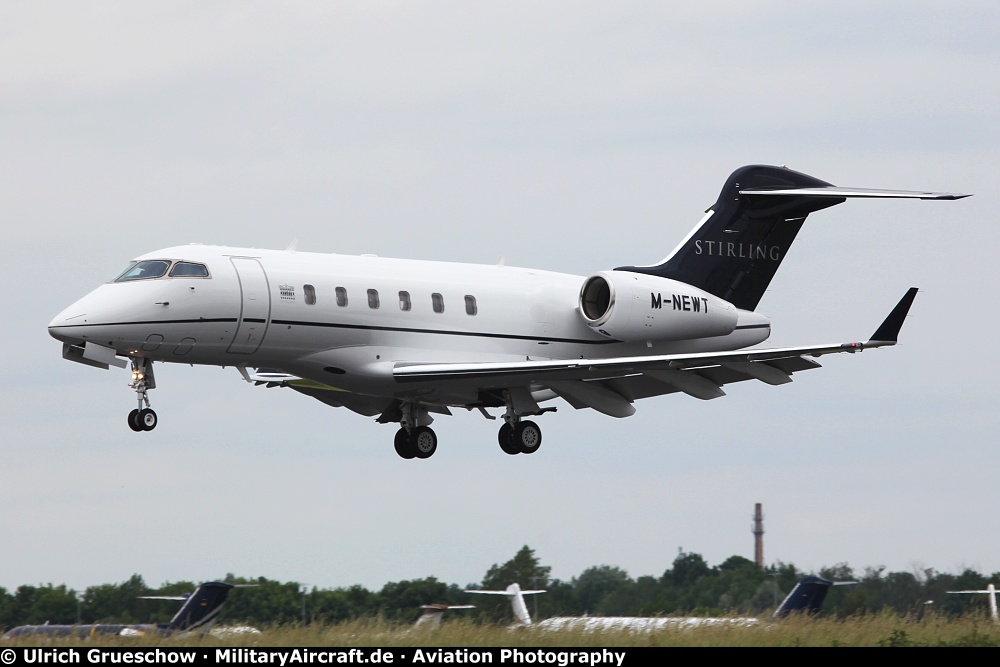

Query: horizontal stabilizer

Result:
[740,186,970,200]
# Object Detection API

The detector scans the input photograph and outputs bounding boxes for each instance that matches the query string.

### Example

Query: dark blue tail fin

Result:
[166,582,234,632]
[618,165,842,311]
[773,575,835,618]
[618,165,967,311]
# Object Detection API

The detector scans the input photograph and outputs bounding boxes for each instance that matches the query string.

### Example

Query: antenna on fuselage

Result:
[285,238,300,252]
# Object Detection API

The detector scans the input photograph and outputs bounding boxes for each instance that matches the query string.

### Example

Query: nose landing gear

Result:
[127,357,157,432]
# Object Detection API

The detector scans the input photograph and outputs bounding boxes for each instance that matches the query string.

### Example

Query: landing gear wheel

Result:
[409,426,437,459]
[498,423,520,455]
[394,428,415,459]
[138,408,157,431]
[128,409,143,432]
[513,420,541,454]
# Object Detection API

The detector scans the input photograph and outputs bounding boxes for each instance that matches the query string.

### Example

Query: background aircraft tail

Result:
[773,575,858,618]
[947,583,999,622]
[165,582,234,632]
[414,603,475,629]
[617,165,967,311]
[465,583,546,626]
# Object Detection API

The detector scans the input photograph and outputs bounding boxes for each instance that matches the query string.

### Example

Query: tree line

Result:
[2,547,997,629]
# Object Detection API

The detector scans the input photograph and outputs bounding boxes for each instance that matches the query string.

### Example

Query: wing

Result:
[392,288,919,417]
[246,369,402,417]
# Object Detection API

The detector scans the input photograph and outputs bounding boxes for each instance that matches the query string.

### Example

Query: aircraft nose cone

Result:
[49,283,123,344]
[48,289,100,343]
[48,309,87,343]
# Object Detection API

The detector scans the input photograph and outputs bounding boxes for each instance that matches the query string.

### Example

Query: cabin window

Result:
[399,291,411,311]
[114,260,170,282]
[367,289,380,309]
[168,261,210,278]
[336,286,348,307]
[304,284,316,305]
[464,295,478,316]
[431,293,444,313]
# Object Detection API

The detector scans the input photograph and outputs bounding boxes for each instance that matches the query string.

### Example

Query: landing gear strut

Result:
[127,357,157,432]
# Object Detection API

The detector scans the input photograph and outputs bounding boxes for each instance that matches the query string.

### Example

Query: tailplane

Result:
[618,165,969,311]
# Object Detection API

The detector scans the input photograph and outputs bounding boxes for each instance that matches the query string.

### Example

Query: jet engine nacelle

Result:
[579,271,739,341]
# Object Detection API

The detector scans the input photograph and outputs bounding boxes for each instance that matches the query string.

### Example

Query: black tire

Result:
[394,428,415,459]
[410,426,437,459]
[127,409,143,432]
[498,423,520,455]
[514,420,542,454]
[138,408,157,431]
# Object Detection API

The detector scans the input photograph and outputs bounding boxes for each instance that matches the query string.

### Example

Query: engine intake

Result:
[579,271,738,342]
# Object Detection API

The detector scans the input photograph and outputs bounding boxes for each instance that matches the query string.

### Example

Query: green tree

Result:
[0,587,14,630]
[711,556,764,612]
[377,578,450,622]
[482,546,551,591]
[668,552,710,587]
[220,576,306,624]
[27,585,78,625]
[310,585,378,623]
[478,546,552,623]
[572,566,632,615]
[82,575,148,623]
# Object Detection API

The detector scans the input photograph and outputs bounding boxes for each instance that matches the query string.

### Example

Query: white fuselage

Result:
[48,245,770,405]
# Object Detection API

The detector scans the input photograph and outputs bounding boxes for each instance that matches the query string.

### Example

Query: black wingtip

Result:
[868,287,919,344]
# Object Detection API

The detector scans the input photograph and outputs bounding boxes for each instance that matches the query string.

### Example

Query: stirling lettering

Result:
[651,293,709,313]
[694,240,781,260]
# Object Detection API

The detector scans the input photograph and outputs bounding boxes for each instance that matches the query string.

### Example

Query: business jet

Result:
[464,577,846,632]
[47,165,968,459]
[2,582,236,639]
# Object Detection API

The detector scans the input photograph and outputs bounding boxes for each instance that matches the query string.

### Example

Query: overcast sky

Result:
[2,2,998,596]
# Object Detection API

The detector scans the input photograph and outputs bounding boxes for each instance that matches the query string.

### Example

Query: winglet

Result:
[867,287,919,346]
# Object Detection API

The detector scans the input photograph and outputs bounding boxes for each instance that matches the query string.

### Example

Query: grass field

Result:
[5,614,1000,647]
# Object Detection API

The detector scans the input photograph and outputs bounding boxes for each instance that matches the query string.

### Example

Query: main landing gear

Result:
[393,402,438,459]
[127,357,158,432]
[393,426,438,460]
[391,393,546,460]
[495,388,544,456]
[498,420,542,455]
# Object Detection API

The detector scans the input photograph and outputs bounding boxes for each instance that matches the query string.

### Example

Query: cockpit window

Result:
[169,262,210,278]
[114,260,171,282]
[111,262,137,282]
